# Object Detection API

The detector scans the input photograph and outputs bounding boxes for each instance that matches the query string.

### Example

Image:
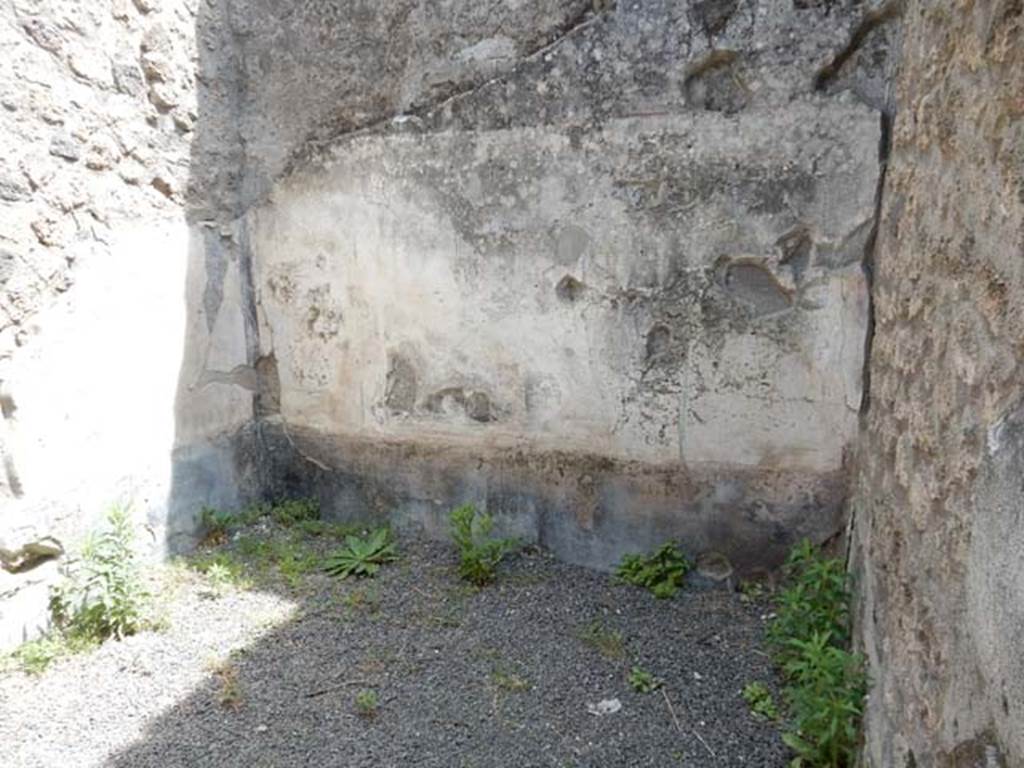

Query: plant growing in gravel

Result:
[199,506,236,545]
[739,579,768,603]
[277,543,319,589]
[742,681,779,720]
[354,689,379,718]
[294,519,364,539]
[766,539,866,768]
[7,635,94,675]
[50,504,147,642]
[448,504,518,586]
[766,540,850,661]
[342,585,382,615]
[628,665,663,693]
[577,620,626,659]
[779,632,865,767]
[213,662,244,710]
[491,668,531,692]
[270,498,320,527]
[323,527,398,579]
[616,542,692,599]
[191,550,251,589]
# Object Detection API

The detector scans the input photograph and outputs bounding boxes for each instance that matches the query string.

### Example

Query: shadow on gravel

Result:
[106,531,787,768]
[139,2,788,764]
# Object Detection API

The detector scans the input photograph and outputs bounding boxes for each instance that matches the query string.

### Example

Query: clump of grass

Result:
[211,661,244,710]
[190,550,251,593]
[577,620,626,659]
[231,534,318,588]
[742,681,779,720]
[277,544,319,589]
[191,499,330,593]
[270,498,320,527]
[448,504,517,586]
[354,689,379,718]
[323,528,398,579]
[491,669,531,692]
[343,585,382,616]
[6,634,97,675]
[199,507,236,546]
[294,519,364,539]
[767,539,867,767]
[616,542,691,599]
[628,665,663,694]
[198,504,265,545]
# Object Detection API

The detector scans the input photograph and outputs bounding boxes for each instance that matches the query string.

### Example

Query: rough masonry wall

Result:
[850,0,1023,764]
[173,0,899,570]
[0,0,197,648]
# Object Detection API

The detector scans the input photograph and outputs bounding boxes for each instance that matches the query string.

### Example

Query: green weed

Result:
[742,681,779,720]
[343,585,381,615]
[294,519,364,539]
[767,540,850,659]
[491,669,531,692]
[323,528,398,579]
[190,551,251,591]
[6,634,97,675]
[270,498,320,527]
[50,505,147,642]
[354,689,379,718]
[616,543,691,599]
[577,620,626,659]
[448,504,517,586]
[628,665,663,693]
[767,539,867,767]
[739,579,768,603]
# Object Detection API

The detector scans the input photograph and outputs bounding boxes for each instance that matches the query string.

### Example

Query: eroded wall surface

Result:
[183,0,899,571]
[0,0,198,648]
[850,0,1023,764]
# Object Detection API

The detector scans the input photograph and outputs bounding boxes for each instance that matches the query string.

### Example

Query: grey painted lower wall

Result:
[258,420,846,574]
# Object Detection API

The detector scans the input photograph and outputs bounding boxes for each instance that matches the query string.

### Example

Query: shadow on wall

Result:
[164,0,894,573]
[162,0,261,557]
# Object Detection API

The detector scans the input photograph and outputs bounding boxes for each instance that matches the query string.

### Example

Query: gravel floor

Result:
[1,528,788,768]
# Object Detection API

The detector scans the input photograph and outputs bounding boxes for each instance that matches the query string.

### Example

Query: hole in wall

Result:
[722,261,793,315]
[556,275,586,303]
[645,324,672,360]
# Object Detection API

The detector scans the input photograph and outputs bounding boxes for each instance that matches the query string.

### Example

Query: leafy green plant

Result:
[448,504,517,586]
[191,550,250,590]
[270,498,320,527]
[766,540,867,767]
[50,505,147,642]
[199,506,237,545]
[742,681,779,720]
[6,634,96,675]
[779,632,865,766]
[278,545,318,589]
[767,540,850,663]
[616,543,692,598]
[323,528,398,579]
[628,665,662,693]
[354,688,379,718]
[739,579,768,603]
[577,620,627,659]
